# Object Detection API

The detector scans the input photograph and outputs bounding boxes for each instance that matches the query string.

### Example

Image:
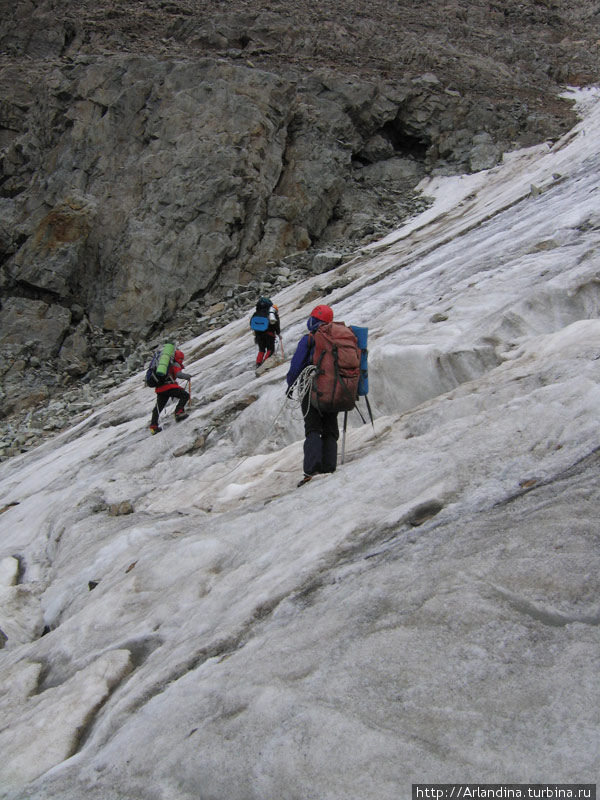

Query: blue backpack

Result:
[250,315,270,331]
[250,297,274,332]
[350,326,369,396]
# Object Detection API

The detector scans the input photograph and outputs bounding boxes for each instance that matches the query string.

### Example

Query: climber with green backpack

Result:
[145,344,191,434]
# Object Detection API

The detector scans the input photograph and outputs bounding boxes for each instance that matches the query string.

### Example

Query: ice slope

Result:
[0,88,599,799]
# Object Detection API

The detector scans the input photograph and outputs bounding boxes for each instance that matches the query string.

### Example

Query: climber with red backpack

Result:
[285,304,361,486]
[148,348,191,434]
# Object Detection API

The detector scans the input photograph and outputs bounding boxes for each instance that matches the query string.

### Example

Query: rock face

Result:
[1,56,456,337]
[0,0,599,424]
[0,299,71,359]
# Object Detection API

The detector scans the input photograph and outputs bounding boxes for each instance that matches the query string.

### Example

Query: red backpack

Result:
[310,322,361,412]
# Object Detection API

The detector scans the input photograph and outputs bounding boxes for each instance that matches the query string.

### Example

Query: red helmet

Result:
[174,350,184,364]
[310,304,333,323]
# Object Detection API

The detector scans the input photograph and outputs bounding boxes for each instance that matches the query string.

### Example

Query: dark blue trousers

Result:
[302,395,339,475]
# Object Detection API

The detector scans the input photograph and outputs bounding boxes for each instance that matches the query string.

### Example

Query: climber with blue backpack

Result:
[250,297,280,367]
[146,345,191,435]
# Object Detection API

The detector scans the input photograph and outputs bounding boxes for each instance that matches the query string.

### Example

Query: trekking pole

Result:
[354,404,367,425]
[364,396,375,428]
[188,378,192,407]
[280,336,285,360]
[341,411,348,464]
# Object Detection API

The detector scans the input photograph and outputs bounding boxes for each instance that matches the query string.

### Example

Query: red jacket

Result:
[155,362,191,393]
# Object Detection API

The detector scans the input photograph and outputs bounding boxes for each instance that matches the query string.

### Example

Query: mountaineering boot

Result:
[149,425,163,435]
[175,411,189,422]
[297,473,313,487]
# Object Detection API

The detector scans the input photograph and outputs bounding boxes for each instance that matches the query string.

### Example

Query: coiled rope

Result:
[293,365,316,416]
[271,364,316,426]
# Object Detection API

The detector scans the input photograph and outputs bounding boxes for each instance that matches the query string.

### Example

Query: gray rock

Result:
[361,157,423,184]
[469,132,502,172]
[69,402,92,413]
[0,298,71,360]
[312,251,342,274]
[3,56,298,335]
[10,195,98,299]
[358,134,396,163]
[108,501,134,517]
[59,320,90,377]
[95,347,123,364]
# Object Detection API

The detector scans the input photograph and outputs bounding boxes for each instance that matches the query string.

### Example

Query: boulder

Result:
[311,251,342,274]
[58,320,91,377]
[469,132,502,172]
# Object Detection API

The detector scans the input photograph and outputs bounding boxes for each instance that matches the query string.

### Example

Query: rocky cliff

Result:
[0,0,599,439]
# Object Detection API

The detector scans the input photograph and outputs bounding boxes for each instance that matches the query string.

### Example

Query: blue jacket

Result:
[286,317,323,387]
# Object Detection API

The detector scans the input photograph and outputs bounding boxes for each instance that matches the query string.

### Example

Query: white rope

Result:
[271,365,316,428]
[293,365,316,417]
